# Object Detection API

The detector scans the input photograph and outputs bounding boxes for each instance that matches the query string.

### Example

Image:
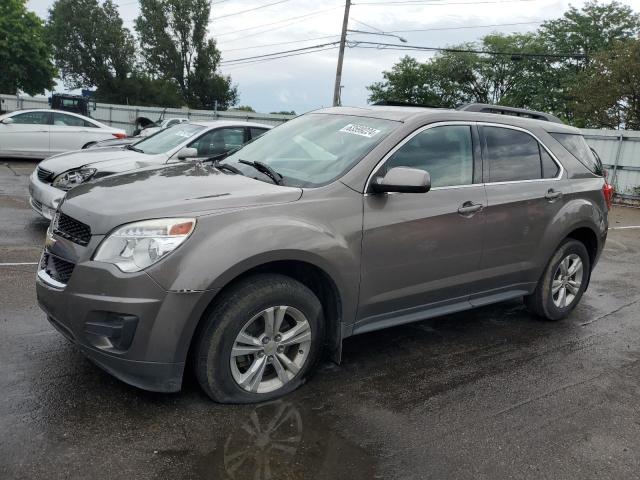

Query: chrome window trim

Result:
[363,121,565,194]
[477,122,564,185]
[364,121,476,193]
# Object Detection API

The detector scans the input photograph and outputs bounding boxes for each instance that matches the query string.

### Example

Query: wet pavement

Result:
[2,159,640,479]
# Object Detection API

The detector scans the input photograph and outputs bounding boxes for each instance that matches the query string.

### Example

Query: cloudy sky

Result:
[26,0,640,113]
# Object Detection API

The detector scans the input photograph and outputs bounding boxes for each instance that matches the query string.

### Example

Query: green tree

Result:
[0,0,56,95]
[135,0,237,109]
[573,39,640,129]
[48,0,136,100]
[537,0,640,124]
[233,105,256,112]
[368,33,546,108]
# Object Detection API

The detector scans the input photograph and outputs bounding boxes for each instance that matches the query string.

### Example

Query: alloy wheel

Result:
[230,306,312,394]
[551,253,584,308]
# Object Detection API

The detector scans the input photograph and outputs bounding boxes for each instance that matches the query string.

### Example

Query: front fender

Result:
[146,185,364,325]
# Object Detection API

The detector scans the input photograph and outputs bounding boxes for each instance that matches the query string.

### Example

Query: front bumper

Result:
[36,257,213,393]
[29,171,64,220]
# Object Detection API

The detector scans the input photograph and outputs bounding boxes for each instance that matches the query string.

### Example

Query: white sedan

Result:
[29,120,271,219]
[0,109,127,159]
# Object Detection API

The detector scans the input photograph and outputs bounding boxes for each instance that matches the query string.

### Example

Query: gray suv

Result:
[36,104,612,403]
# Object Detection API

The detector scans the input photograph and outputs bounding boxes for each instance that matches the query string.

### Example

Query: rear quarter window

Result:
[550,133,603,176]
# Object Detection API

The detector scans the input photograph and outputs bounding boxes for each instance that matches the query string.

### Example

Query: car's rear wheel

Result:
[81,141,96,149]
[195,274,324,403]
[525,238,590,320]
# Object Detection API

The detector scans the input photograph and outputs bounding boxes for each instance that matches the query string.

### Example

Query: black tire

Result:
[195,273,324,403]
[525,238,591,321]
[81,141,96,149]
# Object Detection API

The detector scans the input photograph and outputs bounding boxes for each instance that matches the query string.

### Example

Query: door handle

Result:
[545,189,563,201]
[458,201,483,216]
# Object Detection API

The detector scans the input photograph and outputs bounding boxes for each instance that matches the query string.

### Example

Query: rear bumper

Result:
[36,260,214,393]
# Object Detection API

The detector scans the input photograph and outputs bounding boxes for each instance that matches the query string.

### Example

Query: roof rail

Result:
[457,103,563,124]
[371,100,445,109]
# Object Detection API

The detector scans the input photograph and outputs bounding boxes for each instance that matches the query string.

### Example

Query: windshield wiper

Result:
[203,146,243,164]
[125,144,144,153]
[238,159,283,185]
[216,163,244,175]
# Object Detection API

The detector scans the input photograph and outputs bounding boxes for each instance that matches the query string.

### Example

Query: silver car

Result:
[36,104,611,403]
[28,120,271,219]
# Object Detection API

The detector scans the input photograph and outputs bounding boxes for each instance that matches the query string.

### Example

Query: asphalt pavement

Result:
[2,159,640,480]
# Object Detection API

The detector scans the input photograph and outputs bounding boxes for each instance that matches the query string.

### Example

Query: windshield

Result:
[134,124,205,155]
[223,113,398,187]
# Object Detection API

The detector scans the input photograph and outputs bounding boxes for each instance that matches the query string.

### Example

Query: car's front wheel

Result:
[195,274,324,403]
[525,238,591,320]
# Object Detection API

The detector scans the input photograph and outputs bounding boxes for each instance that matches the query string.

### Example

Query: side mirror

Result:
[177,147,198,160]
[371,167,431,194]
[1,117,15,125]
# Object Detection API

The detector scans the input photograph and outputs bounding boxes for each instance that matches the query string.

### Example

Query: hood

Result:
[61,162,303,234]
[40,148,165,174]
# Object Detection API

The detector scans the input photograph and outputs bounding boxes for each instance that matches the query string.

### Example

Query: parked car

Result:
[138,117,189,137]
[29,120,271,219]
[35,104,611,403]
[0,109,126,159]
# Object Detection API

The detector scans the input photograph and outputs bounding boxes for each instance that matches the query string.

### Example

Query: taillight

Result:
[112,132,127,139]
[602,178,614,210]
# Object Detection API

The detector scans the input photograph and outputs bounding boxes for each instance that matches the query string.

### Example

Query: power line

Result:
[348,40,584,58]
[388,20,544,33]
[354,0,536,5]
[220,34,341,53]
[213,6,342,35]
[221,46,341,69]
[211,0,295,21]
[221,42,341,65]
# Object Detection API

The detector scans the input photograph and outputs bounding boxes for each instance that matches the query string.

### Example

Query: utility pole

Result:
[333,0,351,106]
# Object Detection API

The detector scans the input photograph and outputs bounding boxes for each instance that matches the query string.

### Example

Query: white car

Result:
[138,117,189,137]
[29,120,271,219]
[0,109,127,159]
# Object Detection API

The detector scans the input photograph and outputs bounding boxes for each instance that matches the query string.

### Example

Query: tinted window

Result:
[540,147,559,178]
[53,112,86,127]
[189,127,245,156]
[11,111,50,125]
[484,127,542,182]
[250,127,268,140]
[385,125,473,188]
[551,133,603,176]
[134,123,205,155]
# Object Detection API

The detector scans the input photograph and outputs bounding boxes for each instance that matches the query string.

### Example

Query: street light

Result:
[347,29,408,43]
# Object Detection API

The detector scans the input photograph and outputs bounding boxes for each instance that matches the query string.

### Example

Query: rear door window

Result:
[551,132,603,176]
[250,127,269,140]
[482,126,561,182]
[384,125,474,188]
[53,112,85,127]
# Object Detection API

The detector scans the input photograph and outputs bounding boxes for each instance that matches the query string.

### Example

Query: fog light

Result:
[84,313,138,352]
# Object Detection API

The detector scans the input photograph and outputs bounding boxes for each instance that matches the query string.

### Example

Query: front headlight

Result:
[52,168,97,190]
[93,218,196,272]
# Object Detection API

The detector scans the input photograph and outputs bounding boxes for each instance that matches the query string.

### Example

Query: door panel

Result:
[0,112,50,157]
[481,180,566,289]
[359,186,487,321]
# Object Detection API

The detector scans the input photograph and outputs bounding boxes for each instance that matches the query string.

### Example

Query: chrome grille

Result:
[40,251,75,285]
[37,167,54,183]
[53,213,91,246]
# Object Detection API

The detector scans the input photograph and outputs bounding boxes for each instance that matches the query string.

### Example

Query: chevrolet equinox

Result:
[36,104,612,403]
